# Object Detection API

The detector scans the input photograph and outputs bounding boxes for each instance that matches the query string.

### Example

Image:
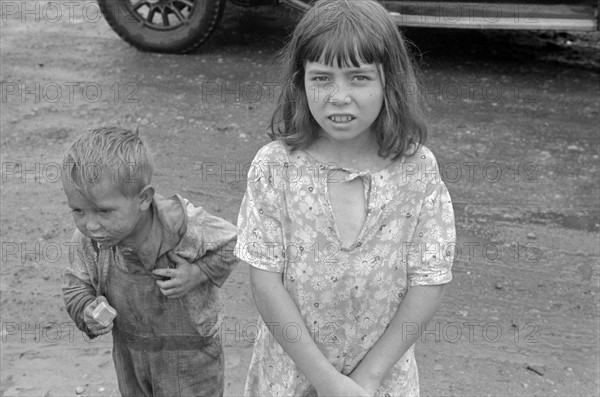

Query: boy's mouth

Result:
[91,236,113,247]
[328,114,355,123]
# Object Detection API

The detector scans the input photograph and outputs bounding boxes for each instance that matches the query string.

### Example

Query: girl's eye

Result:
[312,76,329,82]
[352,75,370,82]
[71,209,83,215]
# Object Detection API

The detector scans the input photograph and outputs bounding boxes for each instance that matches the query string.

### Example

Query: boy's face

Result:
[63,177,151,249]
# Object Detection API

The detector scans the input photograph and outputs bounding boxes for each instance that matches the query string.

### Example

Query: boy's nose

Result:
[84,217,101,232]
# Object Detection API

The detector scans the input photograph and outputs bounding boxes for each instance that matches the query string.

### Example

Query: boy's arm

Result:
[156,238,237,298]
[155,205,238,297]
[63,273,97,337]
[194,236,237,287]
[62,232,98,338]
[190,205,238,288]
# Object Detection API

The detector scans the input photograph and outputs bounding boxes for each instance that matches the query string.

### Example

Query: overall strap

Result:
[91,240,109,297]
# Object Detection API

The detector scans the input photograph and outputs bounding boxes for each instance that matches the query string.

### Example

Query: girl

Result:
[236,0,455,395]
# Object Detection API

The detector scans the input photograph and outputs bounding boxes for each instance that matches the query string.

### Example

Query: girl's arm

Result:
[349,284,447,394]
[250,265,369,397]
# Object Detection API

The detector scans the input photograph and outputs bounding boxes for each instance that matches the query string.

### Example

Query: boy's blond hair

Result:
[63,127,154,199]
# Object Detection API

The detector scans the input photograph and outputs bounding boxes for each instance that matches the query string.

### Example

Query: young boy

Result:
[61,127,238,396]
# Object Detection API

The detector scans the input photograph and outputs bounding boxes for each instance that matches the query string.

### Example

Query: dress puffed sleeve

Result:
[235,142,287,273]
[407,148,456,286]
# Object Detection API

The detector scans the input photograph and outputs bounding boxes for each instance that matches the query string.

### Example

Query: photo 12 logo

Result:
[391,2,539,25]
[2,161,141,185]
[201,81,280,104]
[1,1,103,24]
[1,81,139,104]
[1,322,111,344]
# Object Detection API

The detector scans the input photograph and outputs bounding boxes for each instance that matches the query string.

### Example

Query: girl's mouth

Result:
[328,115,355,123]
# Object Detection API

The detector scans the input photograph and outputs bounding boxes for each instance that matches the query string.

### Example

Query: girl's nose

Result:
[327,83,351,105]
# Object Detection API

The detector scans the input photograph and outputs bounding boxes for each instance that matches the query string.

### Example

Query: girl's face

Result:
[304,60,384,145]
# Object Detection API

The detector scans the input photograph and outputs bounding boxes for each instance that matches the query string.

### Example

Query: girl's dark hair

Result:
[270,0,427,160]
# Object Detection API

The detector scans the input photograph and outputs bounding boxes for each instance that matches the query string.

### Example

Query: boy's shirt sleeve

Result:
[62,230,99,337]
[178,199,238,288]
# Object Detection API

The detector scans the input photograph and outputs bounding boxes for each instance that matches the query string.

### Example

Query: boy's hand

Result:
[154,252,210,298]
[83,296,114,336]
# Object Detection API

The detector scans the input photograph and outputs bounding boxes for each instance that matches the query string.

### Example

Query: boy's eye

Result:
[98,209,111,215]
[71,209,83,215]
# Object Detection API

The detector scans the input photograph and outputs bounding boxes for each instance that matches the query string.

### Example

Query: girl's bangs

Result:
[302,22,384,68]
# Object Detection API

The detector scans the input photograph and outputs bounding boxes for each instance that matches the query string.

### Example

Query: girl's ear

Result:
[137,185,155,210]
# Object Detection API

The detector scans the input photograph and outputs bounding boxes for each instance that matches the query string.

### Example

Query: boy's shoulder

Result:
[153,193,189,229]
[170,194,237,261]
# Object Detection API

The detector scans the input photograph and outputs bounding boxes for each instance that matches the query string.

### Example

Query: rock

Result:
[217,123,239,132]
[75,386,85,394]
[567,145,583,152]
[526,232,537,239]
[495,282,503,290]
[175,116,185,121]
[433,364,444,371]
[526,365,545,376]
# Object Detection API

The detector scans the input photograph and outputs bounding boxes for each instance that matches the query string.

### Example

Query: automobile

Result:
[97,0,600,53]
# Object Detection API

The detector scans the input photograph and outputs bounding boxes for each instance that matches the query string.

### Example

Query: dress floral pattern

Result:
[236,141,455,396]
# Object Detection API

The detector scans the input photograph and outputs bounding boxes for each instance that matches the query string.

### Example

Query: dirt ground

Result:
[1,1,599,396]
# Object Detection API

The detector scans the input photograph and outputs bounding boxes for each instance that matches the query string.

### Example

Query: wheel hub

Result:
[129,0,196,30]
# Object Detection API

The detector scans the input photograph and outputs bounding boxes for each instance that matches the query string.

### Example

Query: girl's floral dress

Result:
[236,141,455,396]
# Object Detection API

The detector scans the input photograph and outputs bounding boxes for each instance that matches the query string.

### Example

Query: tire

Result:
[98,0,226,53]
[280,0,312,12]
